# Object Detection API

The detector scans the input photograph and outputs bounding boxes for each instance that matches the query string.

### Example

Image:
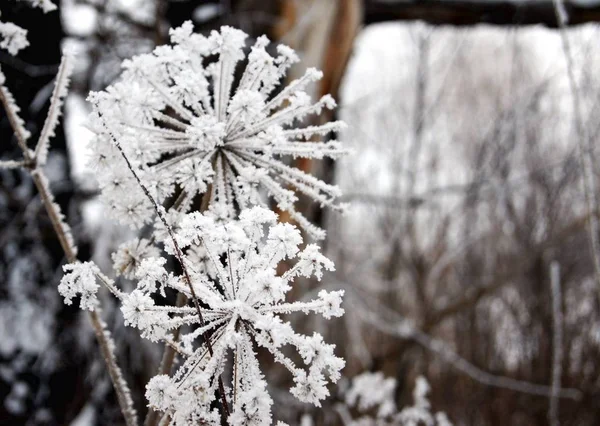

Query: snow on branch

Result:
[0,67,32,151]
[0,159,28,169]
[35,52,74,166]
[88,310,139,426]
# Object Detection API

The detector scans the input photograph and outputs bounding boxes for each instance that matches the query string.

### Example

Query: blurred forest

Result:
[3,0,600,425]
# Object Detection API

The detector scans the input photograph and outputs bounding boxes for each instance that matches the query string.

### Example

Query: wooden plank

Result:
[364,1,600,27]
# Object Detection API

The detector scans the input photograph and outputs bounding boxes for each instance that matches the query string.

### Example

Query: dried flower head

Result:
[121,207,344,424]
[112,238,161,279]
[88,22,347,239]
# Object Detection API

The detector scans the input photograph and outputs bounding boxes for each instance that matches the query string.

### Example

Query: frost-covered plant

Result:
[112,238,161,279]
[0,7,142,424]
[58,262,102,311]
[0,0,56,56]
[59,207,345,424]
[88,21,347,239]
[53,20,348,425]
[0,21,29,55]
[346,372,397,419]
[18,0,57,13]
[344,373,452,426]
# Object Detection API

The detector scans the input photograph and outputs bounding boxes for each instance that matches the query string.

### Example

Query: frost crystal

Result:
[58,262,102,311]
[112,238,161,279]
[88,22,347,239]
[346,374,453,426]
[19,0,57,13]
[121,207,344,424]
[0,0,57,56]
[346,372,397,419]
[0,22,29,56]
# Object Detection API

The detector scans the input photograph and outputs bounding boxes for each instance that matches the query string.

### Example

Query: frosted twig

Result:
[35,52,73,166]
[0,67,31,154]
[146,191,212,426]
[0,159,28,169]
[89,310,139,426]
[97,112,231,420]
[0,58,138,426]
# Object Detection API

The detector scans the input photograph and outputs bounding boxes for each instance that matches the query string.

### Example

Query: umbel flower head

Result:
[113,207,345,425]
[88,21,347,239]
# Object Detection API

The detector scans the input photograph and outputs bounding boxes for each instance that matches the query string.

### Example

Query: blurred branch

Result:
[76,0,155,32]
[427,210,597,327]
[351,289,583,401]
[0,159,29,169]
[427,279,509,328]
[365,0,600,27]
[0,51,59,77]
[549,261,563,426]
[343,140,598,210]
[343,193,431,208]
[553,0,600,298]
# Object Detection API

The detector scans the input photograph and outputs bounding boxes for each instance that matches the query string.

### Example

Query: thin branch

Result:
[0,60,138,426]
[0,159,29,169]
[549,261,563,426]
[553,0,600,298]
[0,67,31,155]
[146,188,213,426]
[0,51,59,77]
[89,310,139,426]
[30,170,78,259]
[35,52,73,166]
[351,289,582,401]
[97,112,231,421]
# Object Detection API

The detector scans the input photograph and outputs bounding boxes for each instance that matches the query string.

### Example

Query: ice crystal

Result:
[346,372,397,419]
[121,207,345,424]
[0,22,29,56]
[346,374,453,426]
[112,238,161,279]
[88,22,347,239]
[59,262,102,311]
[19,0,57,13]
[0,0,56,56]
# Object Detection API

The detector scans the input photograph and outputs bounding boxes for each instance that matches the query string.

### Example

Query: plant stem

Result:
[145,190,216,426]
[100,118,231,422]
[30,167,139,426]
[145,293,187,426]
[1,74,138,426]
